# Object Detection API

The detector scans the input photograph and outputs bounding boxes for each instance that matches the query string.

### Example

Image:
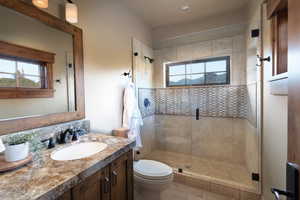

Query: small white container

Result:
[4,142,29,162]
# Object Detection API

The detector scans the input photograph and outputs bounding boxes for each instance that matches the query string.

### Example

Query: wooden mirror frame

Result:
[0,0,85,135]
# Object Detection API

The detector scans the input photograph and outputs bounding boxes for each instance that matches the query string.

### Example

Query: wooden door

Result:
[111,150,133,200]
[288,0,300,198]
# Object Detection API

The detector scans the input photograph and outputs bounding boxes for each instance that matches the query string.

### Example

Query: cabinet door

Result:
[101,166,111,200]
[111,150,133,200]
[56,190,72,200]
[72,170,102,200]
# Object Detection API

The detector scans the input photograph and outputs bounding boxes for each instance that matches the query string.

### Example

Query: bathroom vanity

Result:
[0,134,135,200]
[0,1,136,199]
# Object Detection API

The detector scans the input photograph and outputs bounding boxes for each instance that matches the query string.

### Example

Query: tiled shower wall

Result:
[154,115,247,164]
[139,85,254,121]
[138,85,258,168]
[155,86,248,118]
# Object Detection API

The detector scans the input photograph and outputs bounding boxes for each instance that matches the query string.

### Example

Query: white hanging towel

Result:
[0,138,5,153]
[122,82,143,149]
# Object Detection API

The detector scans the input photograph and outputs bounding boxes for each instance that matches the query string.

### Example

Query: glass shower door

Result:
[153,86,192,173]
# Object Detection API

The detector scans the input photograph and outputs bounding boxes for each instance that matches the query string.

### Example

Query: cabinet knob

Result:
[112,171,118,186]
[103,177,110,194]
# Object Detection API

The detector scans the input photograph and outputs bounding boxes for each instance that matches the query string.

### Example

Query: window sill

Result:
[0,88,54,99]
[269,72,288,81]
[269,72,288,96]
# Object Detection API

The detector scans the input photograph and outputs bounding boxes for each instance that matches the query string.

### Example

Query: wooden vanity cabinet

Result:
[56,190,72,200]
[56,150,133,200]
[72,169,106,200]
[110,151,133,200]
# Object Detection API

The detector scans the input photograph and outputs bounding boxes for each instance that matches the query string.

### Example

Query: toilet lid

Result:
[134,160,173,180]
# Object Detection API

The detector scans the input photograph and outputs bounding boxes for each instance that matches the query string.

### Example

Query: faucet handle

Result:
[72,131,79,141]
[48,137,55,149]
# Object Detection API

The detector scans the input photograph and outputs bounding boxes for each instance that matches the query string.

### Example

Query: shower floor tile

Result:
[144,150,258,193]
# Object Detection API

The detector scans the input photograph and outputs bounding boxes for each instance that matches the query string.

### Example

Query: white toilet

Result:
[134,160,173,200]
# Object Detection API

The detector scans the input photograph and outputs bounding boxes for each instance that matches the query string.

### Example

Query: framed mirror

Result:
[0,0,85,135]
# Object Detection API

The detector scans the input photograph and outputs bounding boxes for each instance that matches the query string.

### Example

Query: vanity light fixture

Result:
[66,0,78,24]
[32,0,48,8]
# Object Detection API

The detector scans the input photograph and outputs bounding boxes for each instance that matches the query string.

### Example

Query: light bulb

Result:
[32,0,48,8]
[66,3,78,24]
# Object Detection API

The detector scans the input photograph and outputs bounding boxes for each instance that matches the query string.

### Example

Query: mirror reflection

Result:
[0,5,75,120]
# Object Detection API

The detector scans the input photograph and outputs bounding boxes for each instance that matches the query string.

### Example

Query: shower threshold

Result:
[144,150,260,198]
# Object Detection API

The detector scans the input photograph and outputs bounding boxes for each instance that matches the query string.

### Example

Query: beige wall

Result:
[152,10,247,47]
[75,0,152,133]
[132,38,154,89]
[0,5,74,119]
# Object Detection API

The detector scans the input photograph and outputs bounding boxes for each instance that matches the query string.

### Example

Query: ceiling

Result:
[122,0,250,28]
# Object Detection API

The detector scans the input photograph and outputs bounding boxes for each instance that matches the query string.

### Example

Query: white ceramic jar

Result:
[4,142,29,162]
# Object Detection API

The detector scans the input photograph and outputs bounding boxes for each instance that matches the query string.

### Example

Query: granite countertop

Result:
[0,133,135,200]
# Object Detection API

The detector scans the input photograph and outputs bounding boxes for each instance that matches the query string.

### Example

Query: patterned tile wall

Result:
[138,88,156,118]
[139,85,250,119]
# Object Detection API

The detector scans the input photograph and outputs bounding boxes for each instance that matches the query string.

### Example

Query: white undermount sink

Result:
[51,142,108,161]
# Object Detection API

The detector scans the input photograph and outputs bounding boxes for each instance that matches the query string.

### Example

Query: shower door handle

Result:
[271,188,293,200]
[196,108,199,120]
[271,162,299,200]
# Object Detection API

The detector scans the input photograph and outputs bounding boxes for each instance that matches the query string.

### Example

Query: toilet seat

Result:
[134,160,173,180]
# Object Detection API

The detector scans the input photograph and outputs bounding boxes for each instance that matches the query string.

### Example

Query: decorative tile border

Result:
[138,85,251,119]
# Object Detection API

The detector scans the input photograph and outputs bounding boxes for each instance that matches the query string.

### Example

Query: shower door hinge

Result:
[252,173,260,181]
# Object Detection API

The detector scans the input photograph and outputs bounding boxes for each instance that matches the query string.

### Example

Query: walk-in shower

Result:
[138,84,260,194]
[132,27,261,196]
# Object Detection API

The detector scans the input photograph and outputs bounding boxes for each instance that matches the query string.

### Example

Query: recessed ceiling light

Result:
[180,5,190,12]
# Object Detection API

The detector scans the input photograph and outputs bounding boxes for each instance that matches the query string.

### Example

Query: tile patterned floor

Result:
[135,182,235,200]
[143,150,257,192]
